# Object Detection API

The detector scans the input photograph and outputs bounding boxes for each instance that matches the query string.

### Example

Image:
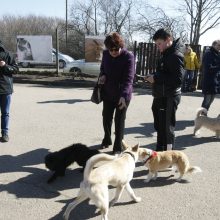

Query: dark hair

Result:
[212,40,220,46]
[153,28,172,41]
[104,32,125,49]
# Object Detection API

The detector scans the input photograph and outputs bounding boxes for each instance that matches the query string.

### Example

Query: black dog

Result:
[45,143,100,183]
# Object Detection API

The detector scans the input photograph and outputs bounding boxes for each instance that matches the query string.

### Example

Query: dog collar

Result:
[123,151,136,161]
[143,151,157,164]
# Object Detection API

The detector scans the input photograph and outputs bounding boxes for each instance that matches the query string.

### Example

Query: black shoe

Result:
[112,151,122,155]
[1,134,9,142]
[100,144,110,149]
[101,140,112,149]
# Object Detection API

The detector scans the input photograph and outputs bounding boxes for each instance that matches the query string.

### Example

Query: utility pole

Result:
[56,27,60,76]
[66,0,68,50]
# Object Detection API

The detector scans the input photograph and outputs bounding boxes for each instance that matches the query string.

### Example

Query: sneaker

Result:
[1,134,9,142]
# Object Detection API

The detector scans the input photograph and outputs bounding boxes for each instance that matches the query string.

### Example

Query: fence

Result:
[133,41,160,77]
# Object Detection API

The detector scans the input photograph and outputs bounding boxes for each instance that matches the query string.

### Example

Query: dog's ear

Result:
[121,139,129,150]
[132,143,140,152]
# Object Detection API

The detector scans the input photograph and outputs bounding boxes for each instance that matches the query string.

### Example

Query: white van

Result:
[19,49,74,68]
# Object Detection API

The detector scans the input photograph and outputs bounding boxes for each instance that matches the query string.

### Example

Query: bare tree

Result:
[0,15,84,58]
[0,15,63,52]
[107,0,133,34]
[70,0,134,35]
[70,0,103,35]
[133,3,188,43]
[180,0,220,44]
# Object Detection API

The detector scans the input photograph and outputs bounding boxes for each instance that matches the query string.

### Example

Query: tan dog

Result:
[63,144,141,220]
[194,107,220,138]
[138,148,202,182]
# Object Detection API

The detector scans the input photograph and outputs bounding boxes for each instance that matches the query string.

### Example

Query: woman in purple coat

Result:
[98,32,135,154]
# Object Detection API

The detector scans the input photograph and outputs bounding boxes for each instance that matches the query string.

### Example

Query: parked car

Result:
[63,59,101,76]
[18,49,74,68]
[52,49,74,68]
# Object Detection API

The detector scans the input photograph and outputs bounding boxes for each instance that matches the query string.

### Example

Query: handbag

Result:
[91,83,103,104]
[91,72,103,104]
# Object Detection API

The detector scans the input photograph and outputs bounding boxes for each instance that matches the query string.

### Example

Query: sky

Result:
[0,0,68,18]
[0,0,219,46]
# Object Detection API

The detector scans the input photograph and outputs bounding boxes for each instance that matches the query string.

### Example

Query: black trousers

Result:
[152,95,181,151]
[102,99,130,152]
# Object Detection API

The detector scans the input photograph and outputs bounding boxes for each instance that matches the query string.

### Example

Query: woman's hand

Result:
[144,75,154,83]
[0,61,6,67]
[98,75,106,84]
[118,97,127,110]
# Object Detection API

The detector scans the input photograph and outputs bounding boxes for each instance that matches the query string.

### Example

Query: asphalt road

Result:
[0,83,219,220]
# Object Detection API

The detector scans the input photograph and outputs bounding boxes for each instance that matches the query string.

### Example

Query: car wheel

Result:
[70,67,81,79]
[59,60,66,68]
[21,62,29,68]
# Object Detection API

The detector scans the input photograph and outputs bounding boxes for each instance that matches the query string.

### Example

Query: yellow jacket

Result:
[184,50,200,70]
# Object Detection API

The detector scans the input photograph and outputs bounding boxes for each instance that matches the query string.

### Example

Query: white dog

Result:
[63,144,141,220]
[138,148,202,183]
[194,107,220,138]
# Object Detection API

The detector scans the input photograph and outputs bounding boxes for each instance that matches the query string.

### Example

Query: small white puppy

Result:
[63,144,141,220]
[194,107,220,138]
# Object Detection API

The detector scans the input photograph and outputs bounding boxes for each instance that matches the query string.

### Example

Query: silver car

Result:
[63,59,101,76]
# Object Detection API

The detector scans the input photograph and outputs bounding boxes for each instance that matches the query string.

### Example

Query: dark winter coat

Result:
[0,41,19,94]
[202,47,220,94]
[152,38,184,98]
[100,48,135,102]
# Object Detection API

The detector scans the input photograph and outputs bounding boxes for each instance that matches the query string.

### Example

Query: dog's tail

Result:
[196,107,207,117]
[83,153,116,181]
[186,166,202,174]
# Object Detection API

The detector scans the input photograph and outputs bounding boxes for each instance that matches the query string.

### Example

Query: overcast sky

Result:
[0,0,219,46]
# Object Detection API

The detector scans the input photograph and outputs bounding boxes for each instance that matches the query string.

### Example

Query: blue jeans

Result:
[183,70,194,91]
[0,94,11,135]
[201,94,215,111]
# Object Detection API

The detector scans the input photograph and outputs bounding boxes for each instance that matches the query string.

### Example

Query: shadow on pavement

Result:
[37,98,91,104]
[175,134,220,150]
[131,175,190,189]
[0,144,101,200]
[176,120,194,131]
[125,120,219,149]
[49,198,98,220]
[0,148,62,199]
[125,123,155,138]
[125,120,194,138]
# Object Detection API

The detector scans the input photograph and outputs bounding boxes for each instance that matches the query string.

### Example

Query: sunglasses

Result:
[109,48,120,52]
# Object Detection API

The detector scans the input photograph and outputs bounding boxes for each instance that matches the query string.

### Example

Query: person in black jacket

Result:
[145,29,184,151]
[201,40,220,112]
[0,40,19,142]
